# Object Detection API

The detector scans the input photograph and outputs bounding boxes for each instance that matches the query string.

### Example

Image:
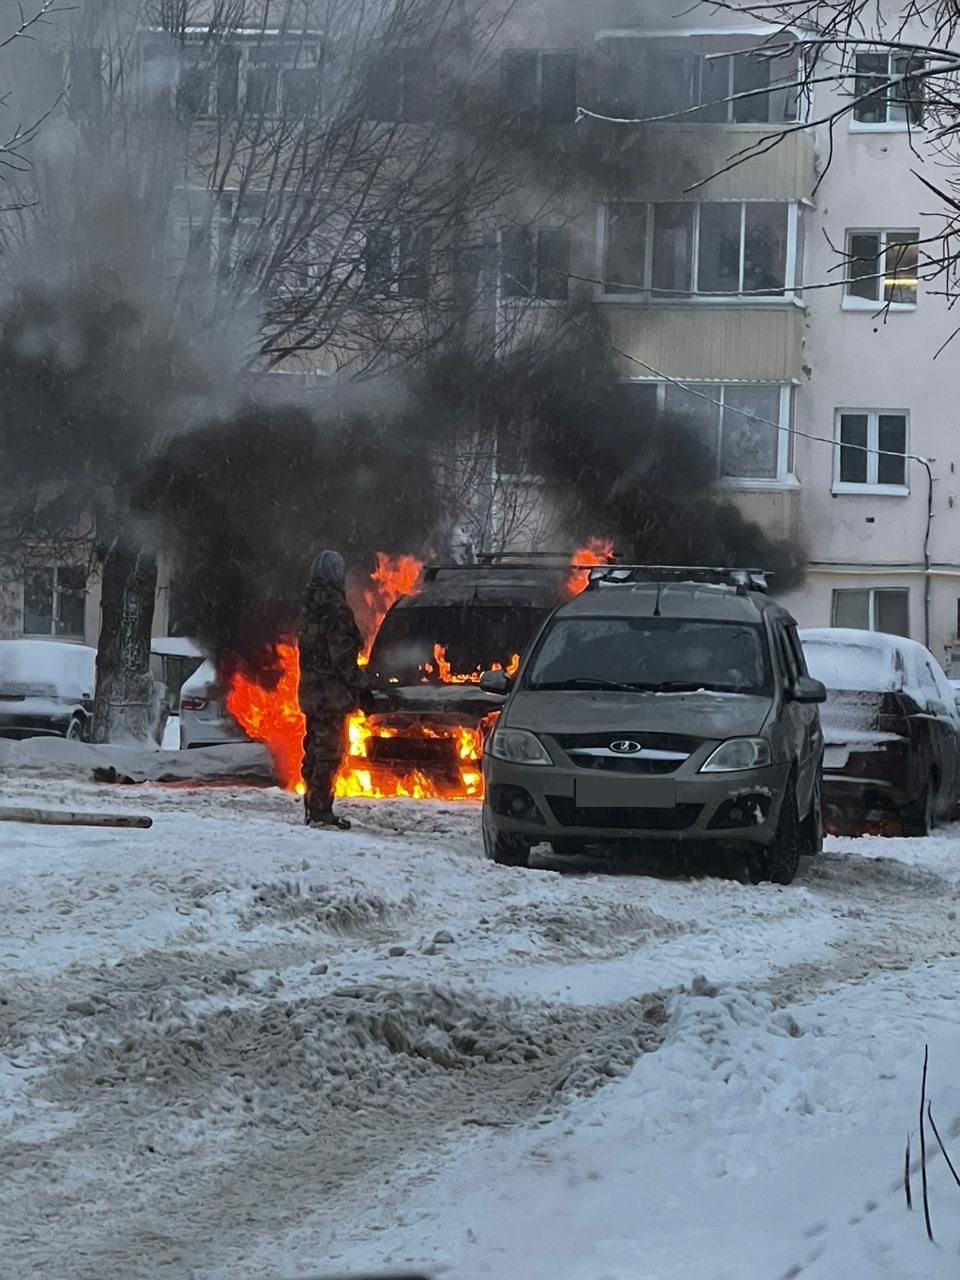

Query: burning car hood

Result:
[503,690,774,738]
[373,683,506,718]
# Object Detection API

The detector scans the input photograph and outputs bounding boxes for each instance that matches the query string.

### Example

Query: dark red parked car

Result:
[801,628,960,835]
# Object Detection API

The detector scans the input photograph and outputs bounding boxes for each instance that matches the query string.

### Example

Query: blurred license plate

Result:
[575,777,676,808]
[823,746,850,770]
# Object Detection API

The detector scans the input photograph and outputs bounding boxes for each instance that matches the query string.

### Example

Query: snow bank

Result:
[0,734,274,784]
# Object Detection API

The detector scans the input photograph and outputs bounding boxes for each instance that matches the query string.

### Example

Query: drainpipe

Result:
[921,458,934,650]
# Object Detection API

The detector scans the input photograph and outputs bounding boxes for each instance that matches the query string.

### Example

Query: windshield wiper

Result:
[532,678,648,693]
[645,681,752,693]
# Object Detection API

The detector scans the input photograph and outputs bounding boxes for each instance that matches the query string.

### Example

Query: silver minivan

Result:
[480,568,826,884]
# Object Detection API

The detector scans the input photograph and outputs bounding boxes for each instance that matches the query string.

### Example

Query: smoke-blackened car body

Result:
[360,561,570,795]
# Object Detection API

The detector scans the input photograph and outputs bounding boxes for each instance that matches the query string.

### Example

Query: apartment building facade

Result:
[2,0,957,671]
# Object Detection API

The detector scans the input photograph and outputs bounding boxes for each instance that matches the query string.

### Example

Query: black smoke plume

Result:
[411,325,806,589]
[134,399,440,674]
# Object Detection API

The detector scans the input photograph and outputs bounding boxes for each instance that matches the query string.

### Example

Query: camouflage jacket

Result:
[297,581,366,715]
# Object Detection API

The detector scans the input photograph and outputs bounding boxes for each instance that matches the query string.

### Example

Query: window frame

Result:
[830,587,911,637]
[362,223,435,299]
[622,379,796,487]
[22,564,87,639]
[366,48,437,123]
[500,48,577,125]
[143,31,323,121]
[599,37,800,125]
[849,50,925,132]
[842,227,919,310]
[600,200,799,303]
[498,225,572,302]
[833,408,910,495]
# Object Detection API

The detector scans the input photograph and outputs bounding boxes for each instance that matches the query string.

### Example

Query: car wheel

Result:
[756,783,802,885]
[801,774,823,858]
[65,716,85,741]
[482,810,531,868]
[903,780,935,838]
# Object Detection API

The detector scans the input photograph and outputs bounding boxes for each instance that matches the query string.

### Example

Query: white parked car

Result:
[0,639,97,740]
[179,658,249,750]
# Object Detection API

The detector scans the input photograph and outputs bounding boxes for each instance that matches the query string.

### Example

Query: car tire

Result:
[903,780,935,838]
[65,716,85,741]
[801,774,823,859]
[756,783,802,885]
[482,811,531,868]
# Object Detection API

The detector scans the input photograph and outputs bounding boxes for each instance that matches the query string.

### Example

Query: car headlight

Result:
[489,728,553,766]
[700,738,772,773]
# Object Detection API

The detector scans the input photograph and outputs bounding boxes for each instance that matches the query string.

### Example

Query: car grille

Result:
[364,737,457,766]
[551,732,697,775]
[547,796,702,831]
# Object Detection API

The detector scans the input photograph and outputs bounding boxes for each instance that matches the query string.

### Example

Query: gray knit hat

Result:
[309,549,346,590]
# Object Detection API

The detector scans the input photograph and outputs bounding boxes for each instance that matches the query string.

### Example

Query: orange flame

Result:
[225,642,307,793]
[358,553,424,663]
[223,551,530,801]
[224,637,489,800]
[566,538,615,596]
[424,644,521,685]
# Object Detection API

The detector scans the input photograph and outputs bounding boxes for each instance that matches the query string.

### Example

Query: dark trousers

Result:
[302,712,349,819]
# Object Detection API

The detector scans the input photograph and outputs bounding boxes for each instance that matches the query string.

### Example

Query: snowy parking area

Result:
[4,773,960,1279]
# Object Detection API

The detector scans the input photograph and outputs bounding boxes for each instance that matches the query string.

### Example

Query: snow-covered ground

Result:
[3,762,960,1279]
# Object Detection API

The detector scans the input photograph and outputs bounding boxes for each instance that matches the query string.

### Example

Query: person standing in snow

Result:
[297,550,369,830]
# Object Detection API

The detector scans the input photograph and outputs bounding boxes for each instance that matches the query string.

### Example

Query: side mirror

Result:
[479,669,511,696]
[791,675,827,704]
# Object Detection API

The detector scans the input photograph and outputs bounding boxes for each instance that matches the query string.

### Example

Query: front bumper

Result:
[482,756,790,844]
[0,713,72,739]
[820,739,912,817]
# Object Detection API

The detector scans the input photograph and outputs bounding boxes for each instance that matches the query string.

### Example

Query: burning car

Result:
[223,546,613,800]
[357,561,571,797]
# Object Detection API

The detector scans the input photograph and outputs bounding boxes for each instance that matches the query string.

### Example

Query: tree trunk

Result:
[92,539,159,744]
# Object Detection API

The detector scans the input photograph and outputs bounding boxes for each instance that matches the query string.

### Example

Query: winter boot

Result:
[308,809,352,831]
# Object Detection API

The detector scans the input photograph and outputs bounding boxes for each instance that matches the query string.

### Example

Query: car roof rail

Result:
[422,556,617,581]
[584,565,772,595]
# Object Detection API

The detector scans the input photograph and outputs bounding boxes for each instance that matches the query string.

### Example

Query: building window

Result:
[603,201,793,299]
[600,38,798,124]
[148,39,320,120]
[627,381,792,482]
[366,49,436,122]
[23,566,87,638]
[845,230,918,306]
[500,50,577,124]
[69,46,103,117]
[835,410,908,491]
[500,226,570,300]
[364,225,433,298]
[832,587,910,637]
[852,51,924,127]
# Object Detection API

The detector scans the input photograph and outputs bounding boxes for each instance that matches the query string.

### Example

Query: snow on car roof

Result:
[799,627,937,694]
[150,636,206,659]
[0,639,97,697]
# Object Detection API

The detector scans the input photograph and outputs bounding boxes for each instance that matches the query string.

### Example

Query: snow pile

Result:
[0,734,273,783]
[236,877,418,936]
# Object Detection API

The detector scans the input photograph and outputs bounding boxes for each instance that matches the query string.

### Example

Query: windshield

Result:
[369,604,547,683]
[526,617,771,694]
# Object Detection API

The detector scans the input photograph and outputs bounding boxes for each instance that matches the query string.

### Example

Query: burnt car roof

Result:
[555,581,784,624]
[392,567,567,610]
